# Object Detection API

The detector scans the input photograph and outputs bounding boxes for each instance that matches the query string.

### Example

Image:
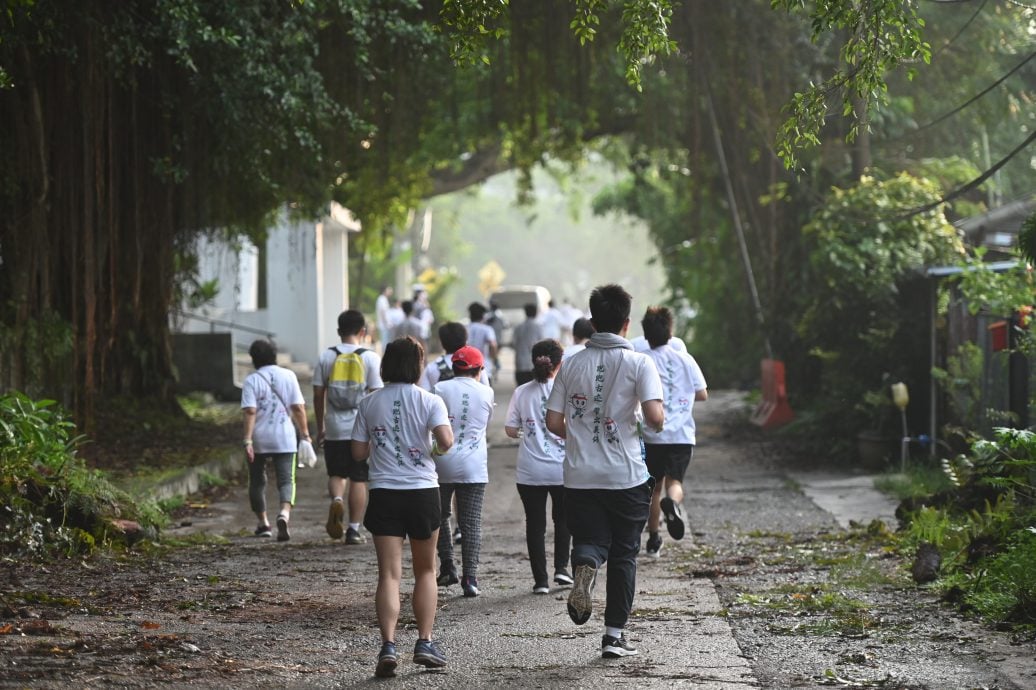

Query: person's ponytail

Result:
[531,339,563,383]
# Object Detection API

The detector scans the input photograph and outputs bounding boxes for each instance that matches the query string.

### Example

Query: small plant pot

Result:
[856,430,896,471]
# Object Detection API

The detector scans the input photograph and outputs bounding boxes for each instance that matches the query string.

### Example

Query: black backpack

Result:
[436,355,455,382]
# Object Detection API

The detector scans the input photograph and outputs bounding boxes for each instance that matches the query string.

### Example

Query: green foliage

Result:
[952,248,1034,320]
[874,465,953,501]
[0,392,165,560]
[1020,213,1036,266]
[931,341,985,436]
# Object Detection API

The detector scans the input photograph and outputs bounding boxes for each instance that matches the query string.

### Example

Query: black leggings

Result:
[516,484,570,587]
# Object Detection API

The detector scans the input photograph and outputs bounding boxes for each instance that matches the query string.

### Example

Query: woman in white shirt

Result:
[431,346,495,597]
[352,337,454,677]
[505,339,572,594]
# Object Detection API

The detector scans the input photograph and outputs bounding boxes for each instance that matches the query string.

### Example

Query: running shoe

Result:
[567,563,597,625]
[276,515,290,542]
[461,575,480,597]
[645,532,663,558]
[601,633,638,658]
[374,641,398,678]
[345,527,366,545]
[453,527,463,544]
[436,569,459,587]
[533,583,550,595]
[254,524,272,538]
[413,638,447,668]
[660,496,686,540]
[553,569,574,586]
[326,500,344,540]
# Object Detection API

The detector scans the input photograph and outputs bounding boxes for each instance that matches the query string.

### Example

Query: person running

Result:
[313,310,383,544]
[465,302,498,385]
[375,285,394,353]
[512,303,543,386]
[431,346,495,597]
[240,339,311,542]
[505,338,572,594]
[546,284,664,659]
[562,317,595,361]
[351,336,454,677]
[640,306,708,558]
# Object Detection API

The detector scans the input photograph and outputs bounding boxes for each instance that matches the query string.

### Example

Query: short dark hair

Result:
[381,337,424,384]
[337,309,366,336]
[531,339,563,383]
[249,339,277,369]
[641,306,673,348]
[524,303,538,318]
[588,284,632,334]
[401,300,414,317]
[572,317,595,341]
[468,302,487,322]
[438,322,468,354]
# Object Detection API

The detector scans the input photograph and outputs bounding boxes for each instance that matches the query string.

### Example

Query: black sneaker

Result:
[567,563,597,625]
[601,633,638,658]
[461,575,480,597]
[660,497,686,540]
[453,527,463,544]
[437,570,459,587]
[645,532,663,558]
[375,641,398,678]
[554,569,574,586]
[254,524,273,538]
[345,527,366,545]
[413,638,447,668]
[533,583,550,594]
[276,515,290,542]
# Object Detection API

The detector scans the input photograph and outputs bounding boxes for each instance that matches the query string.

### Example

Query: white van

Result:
[489,285,552,347]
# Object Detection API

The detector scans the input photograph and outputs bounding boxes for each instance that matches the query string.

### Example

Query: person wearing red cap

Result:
[431,345,495,597]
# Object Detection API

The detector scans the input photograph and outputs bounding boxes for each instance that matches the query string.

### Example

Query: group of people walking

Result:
[239,282,707,678]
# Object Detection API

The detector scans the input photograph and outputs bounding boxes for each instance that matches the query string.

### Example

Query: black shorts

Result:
[324,440,369,481]
[364,488,441,540]
[644,444,693,482]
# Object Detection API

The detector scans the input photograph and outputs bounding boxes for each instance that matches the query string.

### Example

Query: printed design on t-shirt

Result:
[453,392,473,449]
[591,363,606,444]
[391,399,405,467]
[677,396,690,409]
[373,425,388,448]
[524,416,537,436]
[603,417,619,444]
[664,359,678,414]
[408,446,426,467]
[569,393,587,418]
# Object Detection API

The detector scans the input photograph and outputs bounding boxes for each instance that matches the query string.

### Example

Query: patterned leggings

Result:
[437,483,486,578]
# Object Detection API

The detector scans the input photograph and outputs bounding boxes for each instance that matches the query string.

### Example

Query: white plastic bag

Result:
[297,439,318,468]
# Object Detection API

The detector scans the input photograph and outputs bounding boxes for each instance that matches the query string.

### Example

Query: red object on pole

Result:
[750,359,795,430]
[989,320,1009,352]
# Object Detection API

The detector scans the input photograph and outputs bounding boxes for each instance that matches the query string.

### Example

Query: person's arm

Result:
[504,425,521,439]
[695,388,708,402]
[242,407,257,462]
[290,403,311,442]
[642,399,664,433]
[432,424,454,454]
[313,385,326,446]
[351,439,370,461]
[546,410,566,439]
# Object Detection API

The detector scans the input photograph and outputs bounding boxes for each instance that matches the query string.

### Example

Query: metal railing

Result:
[173,309,276,340]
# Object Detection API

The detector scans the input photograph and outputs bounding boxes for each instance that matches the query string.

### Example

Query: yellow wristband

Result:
[243,439,253,446]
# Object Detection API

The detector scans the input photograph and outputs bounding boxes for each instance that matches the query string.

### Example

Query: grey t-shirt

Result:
[512,318,543,372]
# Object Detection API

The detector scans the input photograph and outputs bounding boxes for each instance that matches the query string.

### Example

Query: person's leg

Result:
[436,484,457,580]
[409,533,439,639]
[659,446,691,540]
[454,483,486,581]
[565,488,612,625]
[324,441,348,539]
[345,442,369,529]
[373,536,405,642]
[602,481,652,631]
[248,455,269,525]
[547,485,571,575]
[272,453,296,516]
[517,484,550,587]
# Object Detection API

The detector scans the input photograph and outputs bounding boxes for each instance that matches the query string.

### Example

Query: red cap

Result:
[451,346,484,371]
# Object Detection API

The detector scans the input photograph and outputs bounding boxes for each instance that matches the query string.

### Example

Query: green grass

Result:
[873,464,953,500]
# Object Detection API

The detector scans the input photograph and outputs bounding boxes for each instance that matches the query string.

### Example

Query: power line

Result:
[931,0,987,58]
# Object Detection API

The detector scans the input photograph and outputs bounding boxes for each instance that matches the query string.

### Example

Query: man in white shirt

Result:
[540,300,563,340]
[631,333,688,354]
[313,310,383,544]
[375,285,394,353]
[562,317,595,361]
[639,306,707,559]
[546,284,664,660]
[466,302,498,384]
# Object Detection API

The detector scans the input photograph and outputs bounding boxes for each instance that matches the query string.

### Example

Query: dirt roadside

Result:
[2,387,1034,689]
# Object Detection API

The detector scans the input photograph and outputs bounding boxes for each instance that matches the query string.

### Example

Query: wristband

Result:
[243,439,253,446]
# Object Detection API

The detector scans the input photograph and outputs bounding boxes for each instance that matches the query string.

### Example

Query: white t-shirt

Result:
[540,308,563,340]
[432,377,495,483]
[467,321,498,376]
[642,347,707,445]
[353,383,450,490]
[507,379,565,485]
[546,338,663,490]
[312,344,383,441]
[562,343,586,361]
[241,365,305,453]
[420,353,491,390]
[375,294,391,338]
[631,335,687,354]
